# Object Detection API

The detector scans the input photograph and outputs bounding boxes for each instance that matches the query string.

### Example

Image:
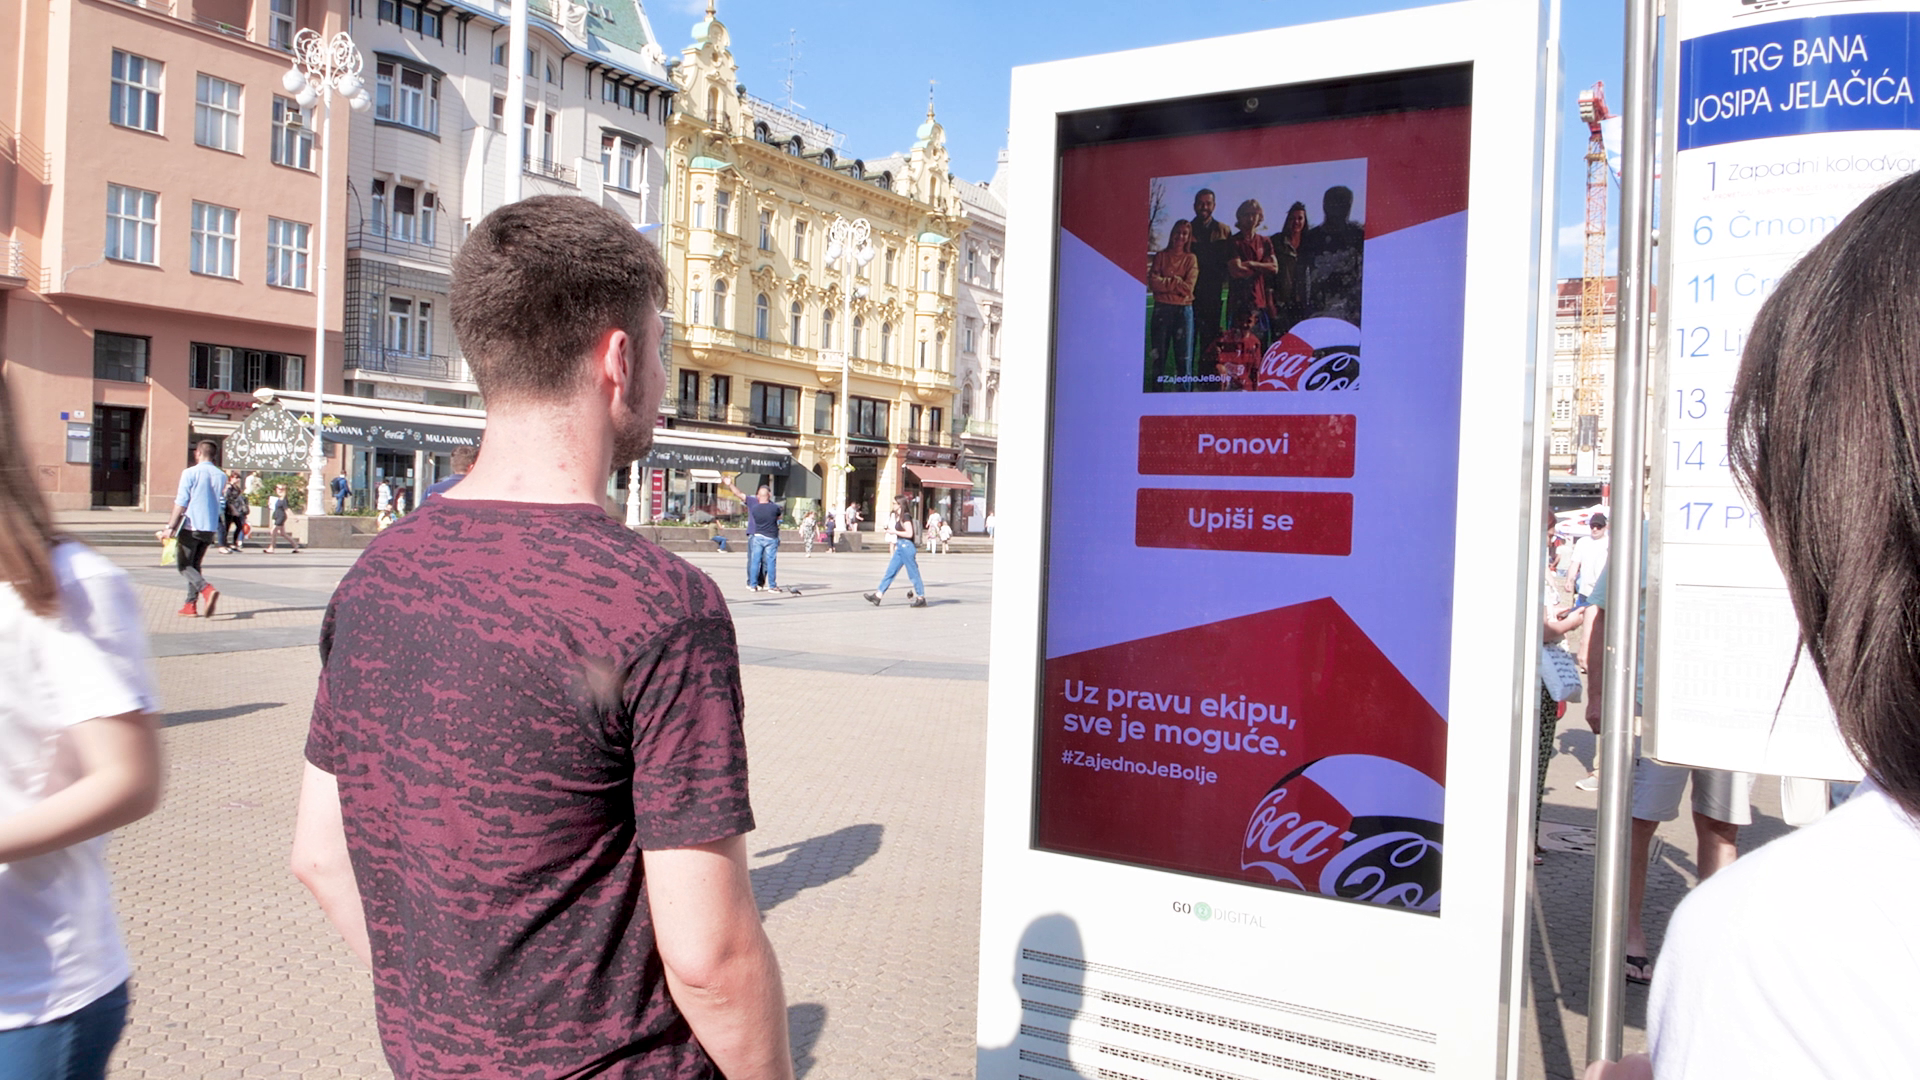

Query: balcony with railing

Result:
[344,346,473,385]
[670,399,748,426]
[347,226,460,267]
[524,156,577,186]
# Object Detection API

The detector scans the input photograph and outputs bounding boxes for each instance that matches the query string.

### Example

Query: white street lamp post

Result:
[283,29,371,516]
[824,216,873,525]
[626,143,655,529]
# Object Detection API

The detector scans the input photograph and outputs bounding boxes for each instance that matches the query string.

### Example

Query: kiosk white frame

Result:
[978,3,1561,1076]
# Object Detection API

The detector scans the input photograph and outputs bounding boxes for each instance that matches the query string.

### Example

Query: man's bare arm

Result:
[290,762,372,967]
[646,836,794,1080]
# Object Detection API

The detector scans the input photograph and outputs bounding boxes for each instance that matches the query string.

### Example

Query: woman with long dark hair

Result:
[863,494,927,607]
[0,369,163,1078]
[1629,172,1920,1075]
[1147,218,1198,386]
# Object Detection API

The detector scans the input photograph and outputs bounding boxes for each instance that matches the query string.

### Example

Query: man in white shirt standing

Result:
[154,441,224,618]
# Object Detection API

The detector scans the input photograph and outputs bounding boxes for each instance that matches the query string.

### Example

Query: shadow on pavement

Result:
[161,701,286,727]
[789,1002,825,1078]
[751,823,884,912]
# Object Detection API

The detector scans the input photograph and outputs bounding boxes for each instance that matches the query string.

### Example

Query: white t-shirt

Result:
[0,543,158,1028]
[1649,781,1920,1077]
[1573,534,1609,596]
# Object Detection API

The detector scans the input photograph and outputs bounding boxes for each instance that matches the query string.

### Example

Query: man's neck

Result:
[444,400,612,506]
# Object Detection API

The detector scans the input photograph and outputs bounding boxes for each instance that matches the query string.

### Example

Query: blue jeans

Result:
[747,534,779,588]
[0,981,129,1080]
[1149,302,1193,382]
[877,538,925,597]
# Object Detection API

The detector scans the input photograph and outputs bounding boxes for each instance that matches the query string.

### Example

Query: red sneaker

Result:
[176,601,198,617]
[198,584,220,618]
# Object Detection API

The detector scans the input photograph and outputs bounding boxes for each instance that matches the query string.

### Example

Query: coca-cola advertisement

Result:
[1143,159,1366,393]
[1043,86,1470,913]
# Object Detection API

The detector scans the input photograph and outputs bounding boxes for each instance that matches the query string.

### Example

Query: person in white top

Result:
[0,371,163,1079]
[1589,163,1920,1080]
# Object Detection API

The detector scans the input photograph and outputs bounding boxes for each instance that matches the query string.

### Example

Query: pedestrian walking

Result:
[800,508,817,557]
[727,474,782,590]
[264,484,301,553]
[924,508,943,554]
[0,370,164,1080]
[330,472,351,515]
[155,441,223,617]
[290,195,793,1080]
[865,495,927,607]
[220,471,249,553]
[1595,156,1920,1080]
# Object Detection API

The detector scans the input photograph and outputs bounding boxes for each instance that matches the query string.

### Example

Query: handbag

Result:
[1540,643,1584,703]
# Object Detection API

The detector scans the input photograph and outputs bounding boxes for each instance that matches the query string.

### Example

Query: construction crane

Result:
[1575,81,1612,476]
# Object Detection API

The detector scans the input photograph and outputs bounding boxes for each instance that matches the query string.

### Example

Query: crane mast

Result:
[1575,82,1612,476]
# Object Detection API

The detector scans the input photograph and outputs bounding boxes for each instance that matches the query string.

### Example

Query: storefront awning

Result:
[644,434,791,473]
[317,417,482,451]
[906,464,974,489]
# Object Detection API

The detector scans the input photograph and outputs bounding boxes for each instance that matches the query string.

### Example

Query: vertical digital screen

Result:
[1035,67,1473,914]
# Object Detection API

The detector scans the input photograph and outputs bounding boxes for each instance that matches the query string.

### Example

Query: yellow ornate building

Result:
[660,5,969,524]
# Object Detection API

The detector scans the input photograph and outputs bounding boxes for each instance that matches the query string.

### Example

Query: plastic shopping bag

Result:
[160,536,178,567]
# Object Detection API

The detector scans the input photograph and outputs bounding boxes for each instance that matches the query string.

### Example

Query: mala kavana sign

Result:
[224,402,315,471]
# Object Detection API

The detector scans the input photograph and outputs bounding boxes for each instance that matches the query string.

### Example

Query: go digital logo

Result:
[1169,899,1265,928]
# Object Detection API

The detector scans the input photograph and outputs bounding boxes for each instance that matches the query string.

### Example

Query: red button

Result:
[1137,415,1356,477]
[1135,489,1353,556]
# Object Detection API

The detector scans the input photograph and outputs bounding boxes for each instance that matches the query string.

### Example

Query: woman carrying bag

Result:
[864,495,927,608]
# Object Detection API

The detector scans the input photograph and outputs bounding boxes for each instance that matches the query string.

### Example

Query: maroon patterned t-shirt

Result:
[306,498,754,1079]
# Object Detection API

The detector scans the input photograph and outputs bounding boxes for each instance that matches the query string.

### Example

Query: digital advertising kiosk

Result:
[978,2,1563,1076]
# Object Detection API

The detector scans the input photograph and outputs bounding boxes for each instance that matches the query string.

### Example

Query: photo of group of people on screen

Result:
[1145,160,1365,392]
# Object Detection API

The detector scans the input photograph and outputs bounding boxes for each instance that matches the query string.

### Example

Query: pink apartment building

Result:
[2,0,348,510]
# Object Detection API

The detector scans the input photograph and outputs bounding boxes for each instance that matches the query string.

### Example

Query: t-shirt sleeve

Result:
[627,611,754,849]
[304,605,343,773]
[52,550,159,717]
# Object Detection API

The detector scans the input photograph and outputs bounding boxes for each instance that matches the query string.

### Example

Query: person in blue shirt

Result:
[154,441,224,617]
[726,474,784,591]
[330,472,351,515]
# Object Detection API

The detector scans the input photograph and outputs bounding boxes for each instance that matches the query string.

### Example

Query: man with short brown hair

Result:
[292,196,793,1080]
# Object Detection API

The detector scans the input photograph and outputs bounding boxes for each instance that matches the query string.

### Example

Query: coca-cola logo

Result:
[1258,335,1361,392]
[1240,755,1443,913]
[202,391,259,414]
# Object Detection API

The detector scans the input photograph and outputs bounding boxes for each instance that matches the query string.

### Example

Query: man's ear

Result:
[597,326,631,404]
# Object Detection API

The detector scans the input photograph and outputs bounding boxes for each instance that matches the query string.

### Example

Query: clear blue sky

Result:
[658,0,1629,277]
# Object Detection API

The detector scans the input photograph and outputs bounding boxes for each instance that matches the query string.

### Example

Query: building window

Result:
[542,110,555,164]
[1553,395,1574,421]
[191,343,304,392]
[105,184,158,264]
[930,406,943,438]
[821,312,834,351]
[420,191,436,245]
[880,321,892,364]
[692,200,704,228]
[422,7,441,38]
[884,247,896,285]
[850,397,888,440]
[813,391,834,434]
[758,210,772,251]
[851,315,865,359]
[989,252,1000,287]
[965,246,977,282]
[190,202,239,277]
[677,369,699,415]
[909,404,922,443]
[389,184,419,241]
[937,258,948,291]
[935,331,947,370]
[269,0,297,51]
[492,42,506,66]
[370,179,386,236]
[94,332,150,383]
[713,189,730,232]
[750,383,800,430]
[792,219,808,260]
[195,73,242,153]
[375,60,439,133]
[1552,435,1571,455]
[601,135,641,191]
[963,318,976,354]
[270,96,314,169]
[709,374,731,414]
[917,337,928,368]
[711,279,728,328]
[688,287,702,325]
[755,293,770,339]
[386,296,433,355]
[789,301,803,344]
[961,381,974,418]
[267,217,310,289]
[110,50,162,133]
[491,94,505,132]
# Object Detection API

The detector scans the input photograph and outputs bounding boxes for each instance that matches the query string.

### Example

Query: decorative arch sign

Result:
[223,402,314,472]
[978,3,1561,1077]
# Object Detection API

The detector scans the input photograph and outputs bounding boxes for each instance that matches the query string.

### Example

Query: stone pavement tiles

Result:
[105,648,986,1079]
